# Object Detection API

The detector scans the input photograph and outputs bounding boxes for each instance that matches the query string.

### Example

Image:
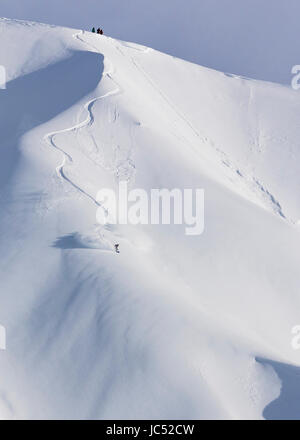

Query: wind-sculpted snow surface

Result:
[0,19,300,419]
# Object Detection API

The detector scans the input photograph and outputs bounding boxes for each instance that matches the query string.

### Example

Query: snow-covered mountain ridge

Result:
[1,0,300,84]
[0,18,300,419]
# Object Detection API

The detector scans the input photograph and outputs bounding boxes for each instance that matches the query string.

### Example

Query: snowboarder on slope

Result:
[115,244,120,254]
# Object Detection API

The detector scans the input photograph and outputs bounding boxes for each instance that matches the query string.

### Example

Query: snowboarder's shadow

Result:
[52,233,112,251]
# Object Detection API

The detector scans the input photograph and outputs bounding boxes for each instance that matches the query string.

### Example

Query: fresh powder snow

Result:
[0,17,299,420]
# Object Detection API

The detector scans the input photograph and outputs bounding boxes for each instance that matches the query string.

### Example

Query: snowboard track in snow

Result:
[44,29,289,224]
[44,30,123,208]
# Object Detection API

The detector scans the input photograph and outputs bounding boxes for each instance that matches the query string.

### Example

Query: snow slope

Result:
[0,18,300,419]
[1,0,299,84]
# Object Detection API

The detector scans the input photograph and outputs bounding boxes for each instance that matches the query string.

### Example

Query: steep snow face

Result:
[1,0,300,84]
[0,18,300,419]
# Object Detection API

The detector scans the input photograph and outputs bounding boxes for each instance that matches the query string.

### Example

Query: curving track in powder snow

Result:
[44,30,122,207]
